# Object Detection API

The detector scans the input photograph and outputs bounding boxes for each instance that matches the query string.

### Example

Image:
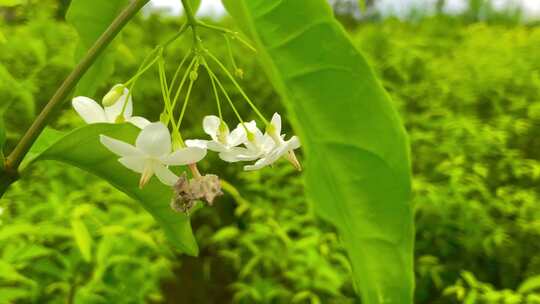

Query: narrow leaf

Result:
[0,115,5,167]
[518,275,540,293]
[66,0,129,95]
[24,123,198,255]
[71,218,93,262]
[222,1,414,303]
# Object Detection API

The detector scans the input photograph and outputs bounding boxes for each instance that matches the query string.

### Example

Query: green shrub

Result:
[0,164,175,303]
[2,5,540,303]
[356,17,540,303]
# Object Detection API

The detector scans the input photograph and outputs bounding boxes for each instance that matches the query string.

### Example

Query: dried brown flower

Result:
[170,172,223,214]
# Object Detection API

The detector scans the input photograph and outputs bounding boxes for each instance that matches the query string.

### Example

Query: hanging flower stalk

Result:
[69,0,302,214]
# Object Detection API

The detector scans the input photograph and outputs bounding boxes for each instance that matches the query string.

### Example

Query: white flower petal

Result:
[207,141,228,153]
[286,136,301,150]
[72,97,107,124]
[104,85,133,121]
[185,139,209,149]
[203,115,220,141]
[160,147,207,166]
[244,157,272,171]
[100,135,141,157]
[153,164,178,186]
[261,135,277,153]
[229,124,247,147]
[127,116,151,129]
[245,120,263,137]
[118,156,146,173]
[270,112,282,135]
[219,147,260,162]
[135,122,171,157]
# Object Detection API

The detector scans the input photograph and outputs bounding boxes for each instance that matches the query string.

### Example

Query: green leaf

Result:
[66,0,129,96]
[71,218,93,262]
[0,288,28,303]
[518,275,540,293]
[21,127,64,168]
[0,115,5,167]
[0,100,10,169]
[0,29,6,44]
[0,0,23,7]
[24,123,198,255]
[221,1,414,303]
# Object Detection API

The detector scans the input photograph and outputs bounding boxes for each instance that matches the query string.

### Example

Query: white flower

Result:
[72,84,150,129]
[185,115,248,156]
[244,113,301,171]
[100,122,207,188]
[218,120,275,163]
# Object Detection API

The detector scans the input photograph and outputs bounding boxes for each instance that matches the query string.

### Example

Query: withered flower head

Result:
[170,172,223,214]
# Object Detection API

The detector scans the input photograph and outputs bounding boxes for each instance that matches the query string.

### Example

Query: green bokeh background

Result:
[1,1,540,303]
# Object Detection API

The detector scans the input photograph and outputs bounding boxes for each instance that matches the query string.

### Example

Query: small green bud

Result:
[190,70,198,81]
[218,121,229,143]
[102,85,125,107]
[235,68,244,79]
[246,130,255,142]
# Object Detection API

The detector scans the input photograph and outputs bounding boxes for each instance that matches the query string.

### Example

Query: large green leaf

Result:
[221,1,414,303]
[0,104,8,169]
[0,115,5,167]
[24,123,198,255]
[0,0,23,7]
[66,0,129,96]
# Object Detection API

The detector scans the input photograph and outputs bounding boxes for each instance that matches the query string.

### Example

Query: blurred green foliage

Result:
[357,17,540,303]
[1,1,540,303]
[0,164,175,303]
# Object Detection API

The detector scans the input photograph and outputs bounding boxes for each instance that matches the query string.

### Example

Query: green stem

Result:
[171,56,197,111]
[205,49,268,125]
[207,63,223,119]
[180,0,200,46]
[181,0,198,28]
[198,21,256,52]
[158,57,178,132]
[168,50,192,96]
[123,46,162,86]
[163,23,188,48]
[176,72,196,130]
[204,62,247,132]
[225,35,239,72]
[0,0,149,197]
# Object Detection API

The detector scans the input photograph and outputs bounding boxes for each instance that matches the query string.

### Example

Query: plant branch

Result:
[181,0,198,28]
[0,0,149,196]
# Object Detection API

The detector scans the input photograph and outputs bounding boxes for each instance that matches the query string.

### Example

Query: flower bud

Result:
[246,130,255,142]
[217,121,229,144]
[102,85,125,107]
[235,68,244,79]
[190,70,198,81]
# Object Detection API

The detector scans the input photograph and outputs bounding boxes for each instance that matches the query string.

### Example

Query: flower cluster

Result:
[70,21,301,213]
[185,114,301,171]
[72,84,300,212]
